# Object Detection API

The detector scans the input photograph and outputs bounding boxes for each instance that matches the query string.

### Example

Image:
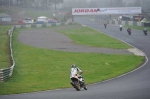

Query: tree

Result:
[89,0,98,7]
[0,0,10,6]
[128,0,150,10]
[50,0,63,20]
[51,0,63,12]
[133,0,142,6]
[108,0,125,7]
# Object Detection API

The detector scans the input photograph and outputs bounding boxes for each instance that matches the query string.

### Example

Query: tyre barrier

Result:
[0,26,15,82]
[15,22,74,28]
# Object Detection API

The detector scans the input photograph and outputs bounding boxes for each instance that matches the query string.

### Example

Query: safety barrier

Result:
[15,22,74,28]
[95,19,144,27]
[0,26,15,82]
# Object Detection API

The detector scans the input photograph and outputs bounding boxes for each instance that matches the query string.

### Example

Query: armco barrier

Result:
[0,26,15,82]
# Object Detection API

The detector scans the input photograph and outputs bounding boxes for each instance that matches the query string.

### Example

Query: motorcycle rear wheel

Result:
[128,32,131,35]
[74,81,80,91]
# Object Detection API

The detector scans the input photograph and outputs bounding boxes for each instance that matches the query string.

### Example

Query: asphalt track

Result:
[1,17,150,99]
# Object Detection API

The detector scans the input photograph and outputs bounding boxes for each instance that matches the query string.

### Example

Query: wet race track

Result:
[1,17,150,99]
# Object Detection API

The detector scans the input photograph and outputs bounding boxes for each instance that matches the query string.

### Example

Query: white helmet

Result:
[72,64,76,68]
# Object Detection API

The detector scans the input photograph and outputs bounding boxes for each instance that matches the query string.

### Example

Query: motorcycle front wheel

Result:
[128,32,131,35]
[83,83,88,90]
[144,32,147,36]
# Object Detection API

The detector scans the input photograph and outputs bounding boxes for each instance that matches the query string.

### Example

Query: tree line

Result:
[0,0,150,11]
[0,0,63,10]
[62,0,150,11]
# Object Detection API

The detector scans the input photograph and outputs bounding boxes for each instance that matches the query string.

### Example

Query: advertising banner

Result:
[72,7,141,15]
[133,16,143,21]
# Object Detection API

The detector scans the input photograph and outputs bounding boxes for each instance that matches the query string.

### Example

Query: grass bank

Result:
[0,25,144,95]
[124,25,150,32]
[0,26,12,69]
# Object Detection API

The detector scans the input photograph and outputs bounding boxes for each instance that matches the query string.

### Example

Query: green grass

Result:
[0,26,12,69]
[58,27,131,49]
[26,10,53,19]
[124,25,150,31]
[0,25,144,95]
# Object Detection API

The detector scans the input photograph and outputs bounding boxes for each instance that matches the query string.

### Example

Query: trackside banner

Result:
[72,7,141,15]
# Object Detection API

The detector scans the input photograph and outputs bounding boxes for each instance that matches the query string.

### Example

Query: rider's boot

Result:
[70,82,75,88]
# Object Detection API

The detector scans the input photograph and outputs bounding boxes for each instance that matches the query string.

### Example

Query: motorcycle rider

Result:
[104,23,107,28]
[143,27,147,35]
[127,27,131,35]
[70,64,83,87]
[120,24,122,31]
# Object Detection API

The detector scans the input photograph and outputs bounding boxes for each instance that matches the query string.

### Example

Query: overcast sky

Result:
[84,0,134,3]
[63,0,134,4]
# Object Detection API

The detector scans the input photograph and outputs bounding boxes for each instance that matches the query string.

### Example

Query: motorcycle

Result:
[104,24,107,28]
[71,74,88,91]
[120,27,122,31]
[143,30,147,36]
[127,29,131,35]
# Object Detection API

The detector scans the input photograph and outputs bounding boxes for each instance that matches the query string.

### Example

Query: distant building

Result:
[36,16,48,24]
[0,13,11,22]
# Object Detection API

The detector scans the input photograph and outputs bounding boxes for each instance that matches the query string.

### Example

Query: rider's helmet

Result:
[72,64,76,68]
